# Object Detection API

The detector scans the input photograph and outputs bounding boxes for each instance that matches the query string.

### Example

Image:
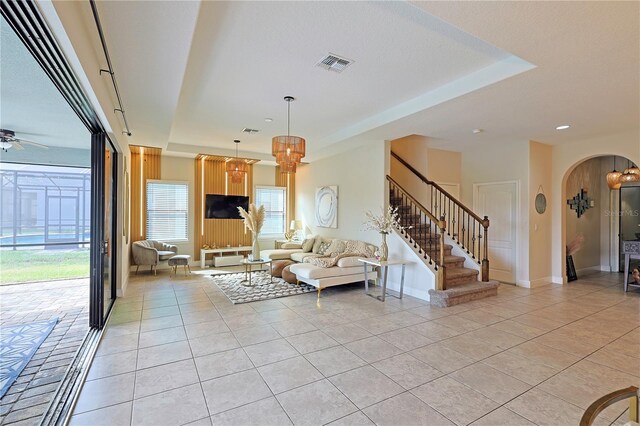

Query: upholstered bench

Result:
[168,255,191,276]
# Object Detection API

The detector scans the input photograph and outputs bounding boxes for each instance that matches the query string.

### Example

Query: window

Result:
[146,181,188,241]
[255,186,286,234]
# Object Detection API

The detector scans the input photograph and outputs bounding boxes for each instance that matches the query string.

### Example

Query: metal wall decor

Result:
[567,188,594,218]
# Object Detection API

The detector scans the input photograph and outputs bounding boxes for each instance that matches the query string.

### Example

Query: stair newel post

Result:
[481,215,490,282]
[437,215,447,290]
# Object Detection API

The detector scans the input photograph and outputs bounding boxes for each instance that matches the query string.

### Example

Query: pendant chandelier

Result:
[226,139,248,183]
[620,159,640,183]
[272,96,305,173]
[606,156,622,190]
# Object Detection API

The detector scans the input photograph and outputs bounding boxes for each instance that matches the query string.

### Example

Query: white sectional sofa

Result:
[261,237,377,297]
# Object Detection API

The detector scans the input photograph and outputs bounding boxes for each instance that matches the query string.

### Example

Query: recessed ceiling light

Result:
[264,118,273,123]
[472,129,483,134]
[556,125,570,130]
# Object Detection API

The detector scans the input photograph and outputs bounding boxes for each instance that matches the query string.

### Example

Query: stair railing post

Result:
[481,216,490,282]
[438,215,447,290]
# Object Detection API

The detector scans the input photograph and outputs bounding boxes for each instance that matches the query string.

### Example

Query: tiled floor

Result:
[0,278,90,425]
[70,270,639,426]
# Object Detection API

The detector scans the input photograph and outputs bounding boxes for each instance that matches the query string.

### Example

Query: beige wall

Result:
[564,157,602,271]
[253,164,276,188]
[461,140,530,285]
[528,141,552,285]
[427,148,461,184]
[389,135,461,210]
[390,135,431,208]
[551,130,640,282]
[296,141,385,244]
[149,157,279,265]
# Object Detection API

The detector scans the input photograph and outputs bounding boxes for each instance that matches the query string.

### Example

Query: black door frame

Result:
[2,1,121,329]
[90,133,118,328]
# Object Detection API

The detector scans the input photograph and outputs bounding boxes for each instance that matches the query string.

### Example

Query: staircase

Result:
[388,152,499,306]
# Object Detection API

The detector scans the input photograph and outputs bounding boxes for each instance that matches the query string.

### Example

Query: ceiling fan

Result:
[0,129,49,152]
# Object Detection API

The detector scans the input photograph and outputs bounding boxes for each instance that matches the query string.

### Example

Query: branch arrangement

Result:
[566,234,585,256]
[238,203,265,235]
[363,206,409,234]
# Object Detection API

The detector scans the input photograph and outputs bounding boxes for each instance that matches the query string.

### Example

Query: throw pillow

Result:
[325,239,345,256]
[317,241,331,255]
[312,238,325,253]
[301,238,315,253]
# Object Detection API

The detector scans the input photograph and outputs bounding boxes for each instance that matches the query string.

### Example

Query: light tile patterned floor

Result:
[70,271,639,426]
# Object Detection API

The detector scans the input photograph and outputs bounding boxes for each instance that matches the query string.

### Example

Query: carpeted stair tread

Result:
[429,281,500,307]
[445,267,479,279]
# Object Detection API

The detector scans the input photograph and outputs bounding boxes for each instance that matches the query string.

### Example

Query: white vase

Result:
[252,234,261,260]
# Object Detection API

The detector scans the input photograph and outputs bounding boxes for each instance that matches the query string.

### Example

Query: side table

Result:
[358,258,410,302]
[241,258,273,287]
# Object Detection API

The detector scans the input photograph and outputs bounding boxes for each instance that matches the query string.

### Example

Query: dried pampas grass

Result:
[238,203,265,235]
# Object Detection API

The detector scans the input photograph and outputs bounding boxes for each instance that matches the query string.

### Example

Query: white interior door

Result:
[474,182,517,283]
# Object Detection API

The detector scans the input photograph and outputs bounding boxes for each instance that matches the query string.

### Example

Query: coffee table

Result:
[241,258,273,286]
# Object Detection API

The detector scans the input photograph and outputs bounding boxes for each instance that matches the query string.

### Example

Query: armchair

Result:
[132,240,178,274]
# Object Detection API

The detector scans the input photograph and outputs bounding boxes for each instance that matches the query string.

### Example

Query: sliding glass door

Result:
[90,133,117,328]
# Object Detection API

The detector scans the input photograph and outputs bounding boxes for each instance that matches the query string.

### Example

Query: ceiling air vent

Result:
[316,54,353,73]
[242,128,259,134]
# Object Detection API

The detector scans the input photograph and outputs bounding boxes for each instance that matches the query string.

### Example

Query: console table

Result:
[359,258,410,302]
[623,240,640,292]
[200,246,252,268]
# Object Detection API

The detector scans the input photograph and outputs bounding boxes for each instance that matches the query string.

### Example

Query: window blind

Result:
[255,187,286,234]
[146,181,188,241]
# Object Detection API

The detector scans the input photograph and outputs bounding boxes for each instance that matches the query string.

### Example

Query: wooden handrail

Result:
[387,175,440,225]
[390,151,487,225]
[390,151,490,281]
[580,386,639,426]
[387,175,448,289]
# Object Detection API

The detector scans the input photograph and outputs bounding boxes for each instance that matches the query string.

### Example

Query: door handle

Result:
[101,240,109,254]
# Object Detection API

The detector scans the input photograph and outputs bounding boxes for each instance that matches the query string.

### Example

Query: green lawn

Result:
[0,249,90,285]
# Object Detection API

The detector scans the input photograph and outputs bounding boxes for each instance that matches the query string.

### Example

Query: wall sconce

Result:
[567,189,594,218]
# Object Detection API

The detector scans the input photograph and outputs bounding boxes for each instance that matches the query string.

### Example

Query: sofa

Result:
[261,237,377,297]
[132,240,178,274]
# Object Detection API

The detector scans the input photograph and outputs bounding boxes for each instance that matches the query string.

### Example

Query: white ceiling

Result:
[5,1,639,162]
[0,17,90,152]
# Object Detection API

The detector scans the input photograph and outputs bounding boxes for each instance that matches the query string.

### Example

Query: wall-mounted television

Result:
[205,194,249,219]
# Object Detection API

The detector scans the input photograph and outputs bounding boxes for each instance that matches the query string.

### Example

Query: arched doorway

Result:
[562,154,639,282]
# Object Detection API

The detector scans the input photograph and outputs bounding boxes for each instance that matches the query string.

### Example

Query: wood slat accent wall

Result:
[275,167,296,227]
[130,146,161,242]
[194,157,254,260]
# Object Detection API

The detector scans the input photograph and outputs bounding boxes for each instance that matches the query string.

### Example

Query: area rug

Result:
[210,272,315,304]
[0,318,59,398]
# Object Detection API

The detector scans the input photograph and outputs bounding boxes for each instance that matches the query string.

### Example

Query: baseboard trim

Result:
[517,276,552,288]
[576,265,602,275]
[551,275,566,284]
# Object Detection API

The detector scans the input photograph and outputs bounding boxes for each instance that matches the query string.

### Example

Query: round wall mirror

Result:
[535,192,547,214]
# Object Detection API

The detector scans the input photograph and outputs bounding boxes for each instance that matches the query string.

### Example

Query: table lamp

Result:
[290,220,303,241]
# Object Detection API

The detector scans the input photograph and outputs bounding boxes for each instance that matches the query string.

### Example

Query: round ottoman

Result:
[272,260,294,278]
[281,264,298,284]
[168,254,191,276]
